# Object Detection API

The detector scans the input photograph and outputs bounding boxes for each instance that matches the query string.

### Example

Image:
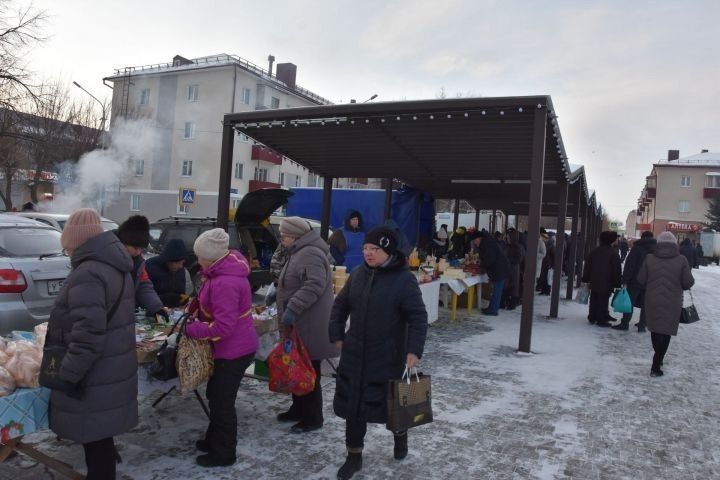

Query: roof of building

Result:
[103,53,332,106]
[656,151,720,167]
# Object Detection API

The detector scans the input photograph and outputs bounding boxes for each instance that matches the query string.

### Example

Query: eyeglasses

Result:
[362,246,381,253]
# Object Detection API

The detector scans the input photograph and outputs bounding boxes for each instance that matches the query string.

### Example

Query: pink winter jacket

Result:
[186,250,258,360]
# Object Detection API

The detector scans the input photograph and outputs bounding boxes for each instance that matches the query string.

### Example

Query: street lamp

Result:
[73,81,109,214]
[363,94,378,103]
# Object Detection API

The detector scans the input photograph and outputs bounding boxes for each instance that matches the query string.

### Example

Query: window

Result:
[680,175,691,187]
[130,194,141,211]
[707,175,720,188]
[187,84,199,102]
[232,199,241,209]
[271,96,280,109]
[242,87,251,105]
[678,201,690,213]
[181,160,193,177]
[134,159,145,176]
[295,176,302,187]
[254,167,268,182]
[234,163,243,179]
[184,122,195,139]
[140,89,150,105]
[279,172,285,186]
[177,204,189,215]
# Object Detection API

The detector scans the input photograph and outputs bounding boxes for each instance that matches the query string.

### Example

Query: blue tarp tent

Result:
[286,186,434,248]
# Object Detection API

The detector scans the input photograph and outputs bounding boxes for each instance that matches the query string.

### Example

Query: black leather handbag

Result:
[149,313,188,381]
[40,277,126,391]
[679,290,700,324]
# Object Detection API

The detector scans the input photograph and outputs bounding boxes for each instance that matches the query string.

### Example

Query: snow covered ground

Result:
[4,266,720,479]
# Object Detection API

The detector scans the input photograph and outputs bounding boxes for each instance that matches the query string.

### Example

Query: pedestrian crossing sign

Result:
[179,188,196,205]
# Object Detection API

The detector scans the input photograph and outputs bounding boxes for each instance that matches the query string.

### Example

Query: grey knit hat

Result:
[279,216,312,238]
[194,228,229,261]
[657,231,677,244]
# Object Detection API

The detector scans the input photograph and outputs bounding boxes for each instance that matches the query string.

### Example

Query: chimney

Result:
[667,149,679,161]
[267,55,275,76]
[172,55,193,67]
[276,63,297,89]
[701,149,709,153]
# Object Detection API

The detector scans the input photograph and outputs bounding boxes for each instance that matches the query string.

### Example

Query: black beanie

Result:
[599,231,618,246]
[160,238,186,262]
[117,215,150,248]
[363,226,398,256]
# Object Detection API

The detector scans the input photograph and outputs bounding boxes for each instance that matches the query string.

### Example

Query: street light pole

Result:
[73,81,108,215]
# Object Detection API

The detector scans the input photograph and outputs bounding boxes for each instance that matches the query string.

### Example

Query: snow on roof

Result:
[657,151,720,167]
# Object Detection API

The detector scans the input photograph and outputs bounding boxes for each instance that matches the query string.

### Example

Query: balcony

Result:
[251,145,282,165]
[646,188,656,199]
[703,187,720,199]
[248,180,281,192]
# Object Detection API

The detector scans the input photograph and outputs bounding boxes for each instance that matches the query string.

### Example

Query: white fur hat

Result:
[194,228,229,262]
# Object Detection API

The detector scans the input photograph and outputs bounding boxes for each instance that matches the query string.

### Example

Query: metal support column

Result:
[519,107,547,353]
[383,178,393,220]
[320,177,333,241]
[491,209,497,232]
[453,199,460,231]
[474,209,480,229]
[217,123,234,231]
[566,184,581,299]
[550,181,568,317]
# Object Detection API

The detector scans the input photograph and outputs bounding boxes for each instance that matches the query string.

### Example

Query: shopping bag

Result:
[611,287,633,314]
[575,284,590,305]
[386,367,433,432]
[176,319,214,393]
[680,290,700,324]
[149,313,187,381]
[267,330,316,396]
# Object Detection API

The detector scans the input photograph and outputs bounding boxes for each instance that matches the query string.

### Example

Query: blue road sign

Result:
[180,188,196,205]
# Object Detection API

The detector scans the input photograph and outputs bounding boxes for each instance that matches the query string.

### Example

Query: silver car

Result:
[0,214,70,334]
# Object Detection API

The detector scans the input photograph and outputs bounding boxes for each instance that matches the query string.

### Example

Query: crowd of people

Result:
[41,208,428,479]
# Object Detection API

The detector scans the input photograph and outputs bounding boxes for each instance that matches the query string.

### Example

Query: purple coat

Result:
[186,250,258,360]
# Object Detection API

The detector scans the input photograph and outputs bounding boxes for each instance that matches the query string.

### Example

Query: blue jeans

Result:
[488,279,505,313]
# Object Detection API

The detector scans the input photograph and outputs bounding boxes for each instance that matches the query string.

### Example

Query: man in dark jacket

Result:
[679,238,697,269]
[328,210,365,272]
[46,208,137,479]
[505,229,526,310]
[582,231,622,327]
[537,230,555,295]
[695,241,704,267]
[145,238,194,308]
[612,231,656,331]
[472,231,511,316]
[329,226,428,479]
[116,215,166,319]
[619,236,629,262]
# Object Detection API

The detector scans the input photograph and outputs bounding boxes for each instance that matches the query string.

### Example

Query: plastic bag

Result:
[612,287,633,314]
[267,330,316,396]
[0,350,8,366]
[34,323,48,347]
[4,340,42,388]
[576,284,590,305]
[255,330,280,361]
[0,366,16,397]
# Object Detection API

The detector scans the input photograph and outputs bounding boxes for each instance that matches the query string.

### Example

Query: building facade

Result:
[101,54,333,222]
[637,149,720,241]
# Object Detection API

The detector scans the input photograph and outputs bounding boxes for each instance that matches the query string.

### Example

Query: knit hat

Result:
[61,208,104,251]
[160,238,187,262]
[599,231,619,246]
[279,216,312,238]
[363,226,398,256]
[657,231,677,244]
[117,215,150,248]
[194,228,229,261]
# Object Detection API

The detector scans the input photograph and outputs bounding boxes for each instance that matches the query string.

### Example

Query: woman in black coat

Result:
[613,231,656,331]
[582,231,622,327]
[329,226,428,480]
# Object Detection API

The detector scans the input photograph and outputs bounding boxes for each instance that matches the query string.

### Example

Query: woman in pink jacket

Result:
[185,228,258,468]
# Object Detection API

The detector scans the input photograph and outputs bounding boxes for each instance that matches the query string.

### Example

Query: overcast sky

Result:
[25,0,720,220]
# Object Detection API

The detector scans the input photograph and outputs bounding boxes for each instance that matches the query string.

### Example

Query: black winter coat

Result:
[145,256,189,307]
[46,231,137,444]
[329,256,428,423]
[621,237,656,307]
[478,232,511,281]
[679,239,697,268]
[582,244,621,293]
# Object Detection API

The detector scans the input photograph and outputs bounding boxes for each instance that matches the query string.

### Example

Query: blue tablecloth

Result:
[0,387,50,444]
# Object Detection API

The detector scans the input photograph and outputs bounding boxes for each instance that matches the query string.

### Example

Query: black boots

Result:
[394,432,408,460]
[196,453,236,468]
[337,451,363,480]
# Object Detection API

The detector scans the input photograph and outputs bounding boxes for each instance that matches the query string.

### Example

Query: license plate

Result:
[47,279,64,295]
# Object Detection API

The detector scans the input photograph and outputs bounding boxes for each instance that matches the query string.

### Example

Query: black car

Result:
[149,189,293,291]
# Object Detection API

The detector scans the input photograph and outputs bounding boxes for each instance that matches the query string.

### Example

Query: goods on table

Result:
[1,339,42,390]
[437,258,449,273]
[136,321,173,364]
[0,366,15,397]
[408,249,421,269]
[442,268,466,280]
[333,266,348,295]
[33,323,48,348]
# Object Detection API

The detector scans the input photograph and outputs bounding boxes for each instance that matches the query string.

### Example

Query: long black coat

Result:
[621,237,656,307]
[679,239,697,268]
[46,231,137,444]
[329,256,428,423]
[582,244,621,293]
[478,232,511,281]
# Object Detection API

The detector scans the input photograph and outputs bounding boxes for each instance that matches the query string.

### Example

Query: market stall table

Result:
[0,387,83,479]
[440,274,489,321]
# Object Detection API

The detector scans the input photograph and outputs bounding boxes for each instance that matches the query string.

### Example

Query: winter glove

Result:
[64,381,83,400]
[281,309,297,327]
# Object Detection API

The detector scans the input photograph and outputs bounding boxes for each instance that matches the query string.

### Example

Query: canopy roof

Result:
[225,95,594,210]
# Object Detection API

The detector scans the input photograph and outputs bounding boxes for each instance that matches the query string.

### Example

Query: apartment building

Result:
[101,54,332,222]
[636,149,720,241]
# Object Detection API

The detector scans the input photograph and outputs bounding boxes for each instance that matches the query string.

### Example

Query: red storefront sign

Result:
[637,223,652,231]
[666,222,701,232]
